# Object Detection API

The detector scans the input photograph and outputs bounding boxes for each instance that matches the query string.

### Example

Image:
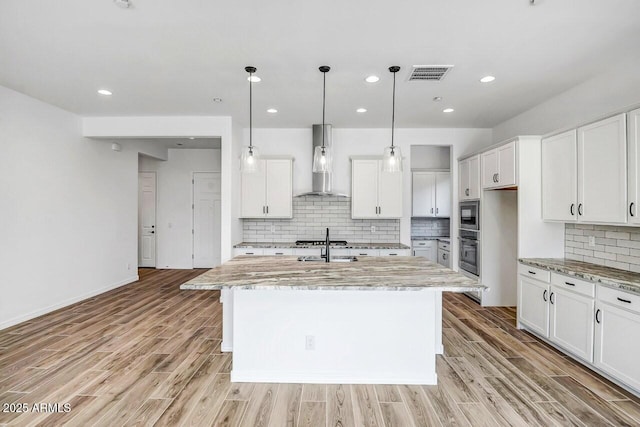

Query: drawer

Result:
[330,248,351,256]
[294,248,321,256]
[349,249,380,257]
[598,285,640,314]
[263,248,294,256]
[551,272,595,298]
[518,264,551,283]
[412,240,435,248]
[234,248,264,256]
[438,241,450,251]
[379,249,410,256]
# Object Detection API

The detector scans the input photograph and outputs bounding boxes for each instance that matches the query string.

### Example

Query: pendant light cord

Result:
[322,70,326,152]
[391,70,396,151]
[249,70,253,153]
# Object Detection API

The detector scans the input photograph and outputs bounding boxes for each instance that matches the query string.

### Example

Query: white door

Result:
[378,163,403,218]
[435,172,451,217]
[352,159,379,218]
[459,159,469,200]
[468,155,481,199]
[240,160,266,218]
[138,172,156,268]
[482,149,498,189]
[628,108,640,224]
[549,286,595,363]
[193,173,221,268]
[412,172,435,216]
[542,130,578,221]
[265,159,292,218]
[497,141,516,187]
[517,276,549,337]
[578,114,627,223]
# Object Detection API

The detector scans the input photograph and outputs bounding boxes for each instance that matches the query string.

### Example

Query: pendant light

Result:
[382,66,403,173]
[240,66,260,172]
[313,66,333,173]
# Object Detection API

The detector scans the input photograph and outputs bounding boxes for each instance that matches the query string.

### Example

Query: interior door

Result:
[435,172,451,217]
[412,172,435,216]
[138,172,156,268]
[193,172,221,268]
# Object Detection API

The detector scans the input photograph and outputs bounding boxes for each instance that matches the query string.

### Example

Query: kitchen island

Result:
[181,255,483,385]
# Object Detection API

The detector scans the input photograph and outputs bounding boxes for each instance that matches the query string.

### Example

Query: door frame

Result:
[138,171,157,268]
[192,171,222,268]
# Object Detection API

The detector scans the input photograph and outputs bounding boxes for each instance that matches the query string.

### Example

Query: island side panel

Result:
[231,289,438,385]
[221,289,233,352]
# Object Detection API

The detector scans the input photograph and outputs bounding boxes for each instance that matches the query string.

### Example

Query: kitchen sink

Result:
[297,256,358,262]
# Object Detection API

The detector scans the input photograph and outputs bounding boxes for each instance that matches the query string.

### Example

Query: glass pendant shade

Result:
[240,146,260,172]
[312,146,332,173]
[381,146,403,173]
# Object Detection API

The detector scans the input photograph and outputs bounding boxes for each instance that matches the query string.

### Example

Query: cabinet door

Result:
[518,276,549,337]
[497,141,516,187]
[482,149,498,189]
[459,159,470,200]
[265,159,292,218]
[542,130,578,221]
[378,163,403,218]
[412,172,435,216]
[435,172,451,217]
[240,160,266,218]
[578,114,627,223]
[595,303,640,391]
[468,155,481,199]
[549,287,595,363]
[628,108,640,224]
[352,160,379,218]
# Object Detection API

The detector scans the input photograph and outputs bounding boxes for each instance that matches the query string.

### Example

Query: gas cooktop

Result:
[295,240,348,246]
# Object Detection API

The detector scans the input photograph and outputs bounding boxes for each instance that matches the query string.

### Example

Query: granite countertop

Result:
[181,256,484,292]
[519,258,640,295]
[234,242,410,250]
[411,236,448,241]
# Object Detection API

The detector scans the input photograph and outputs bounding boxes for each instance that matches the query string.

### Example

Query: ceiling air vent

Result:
[408,65,454,81]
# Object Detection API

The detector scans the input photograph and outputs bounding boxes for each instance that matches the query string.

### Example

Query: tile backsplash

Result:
[242,196,400,243]
[411,218,450,238]
[565,223,640,273]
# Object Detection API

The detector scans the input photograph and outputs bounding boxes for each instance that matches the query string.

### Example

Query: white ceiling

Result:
[125,137,221,149]
[1,0,639,128]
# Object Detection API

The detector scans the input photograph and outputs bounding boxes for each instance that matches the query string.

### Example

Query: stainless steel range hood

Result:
[296,124,348,197]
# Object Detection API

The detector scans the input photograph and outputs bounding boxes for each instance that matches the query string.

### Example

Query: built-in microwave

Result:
[459,200,480,231]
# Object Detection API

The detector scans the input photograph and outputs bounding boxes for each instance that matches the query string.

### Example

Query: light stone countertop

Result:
[181,255,484,292]
[234,242,410,250]
[410,236,450,241]
[519,258,640,295]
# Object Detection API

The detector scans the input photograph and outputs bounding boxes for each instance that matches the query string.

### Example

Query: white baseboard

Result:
[436,344,444,354]
[230,370,437,385]
[221,342,233,352]
[0,275,139,330]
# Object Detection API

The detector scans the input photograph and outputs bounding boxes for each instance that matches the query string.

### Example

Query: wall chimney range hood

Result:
[296,124,347,197]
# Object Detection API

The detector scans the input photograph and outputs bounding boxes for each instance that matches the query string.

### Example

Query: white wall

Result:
[493,55,640,142]
[0,86,140,329]
[139,149,220,269]
[410,145,451,170]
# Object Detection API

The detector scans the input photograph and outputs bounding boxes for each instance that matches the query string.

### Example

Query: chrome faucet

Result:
[321,228,330,262]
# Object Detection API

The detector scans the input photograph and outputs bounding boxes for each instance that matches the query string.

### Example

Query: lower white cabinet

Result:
[518,275,550,337]
[549,286,595,363]
[411,241,436,262]
[234,248,264,256]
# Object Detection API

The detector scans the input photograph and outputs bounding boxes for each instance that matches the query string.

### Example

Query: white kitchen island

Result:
[181,255,483,385]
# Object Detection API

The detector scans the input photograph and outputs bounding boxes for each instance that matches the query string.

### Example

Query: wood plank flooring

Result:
[1,268,640,426]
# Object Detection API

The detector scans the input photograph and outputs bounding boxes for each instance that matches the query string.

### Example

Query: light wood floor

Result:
[2,269,640,426]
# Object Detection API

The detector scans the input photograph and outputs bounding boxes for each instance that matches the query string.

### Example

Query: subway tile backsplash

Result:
[411,218,450,238]
[565,223,640,273]
[242,196,400,243]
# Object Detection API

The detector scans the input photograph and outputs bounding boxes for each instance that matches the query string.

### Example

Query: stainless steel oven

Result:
[458,229,479,277]
[459,200,480,231]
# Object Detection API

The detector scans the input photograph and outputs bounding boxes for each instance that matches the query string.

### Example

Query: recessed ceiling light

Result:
[189,137,195,140]
[212,97,223,103]
[267,108,278,113]
[443,108,455,113]
[480,75,496,83]
[356,108,367,113]
[247,76,261,83]
[365,75,380,83]
[433,96,442,102]
[97,89,112,96]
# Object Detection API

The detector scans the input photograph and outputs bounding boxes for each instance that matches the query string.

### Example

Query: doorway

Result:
[138,171,157,267]
[193,172,222,267]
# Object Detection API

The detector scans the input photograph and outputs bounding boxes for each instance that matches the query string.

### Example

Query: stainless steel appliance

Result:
[459,200,480,231]
[458,230,479,276]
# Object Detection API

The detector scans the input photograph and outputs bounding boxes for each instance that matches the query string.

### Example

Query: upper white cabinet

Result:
[627,108,640,224]
[482,141,516,189]
[542,114,627,224]
[412,171,450,217]
[240,158,293,218]
[352,158,402,219]
[459,155,480,200]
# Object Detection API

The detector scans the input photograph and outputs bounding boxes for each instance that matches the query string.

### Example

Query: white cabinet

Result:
[412,171,450,217]
[379,249,411,256]
[459,155,481,200]
[542,130,578,221]
[437,241,450,268]
[549,285,595,363]
[352,159,402,219]
[482,141,516,189]
[595,286,640,391]
[627,108,640,224]
[412,240,436,262]
[234,248,264,256]
[518,274,550,337]
[542,114,627,224]
[240,158,293,218]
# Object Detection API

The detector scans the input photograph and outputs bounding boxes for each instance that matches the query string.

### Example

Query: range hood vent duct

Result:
[296,124,347,197]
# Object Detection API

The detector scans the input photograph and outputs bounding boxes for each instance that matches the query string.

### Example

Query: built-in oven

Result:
[458,229,479,277]
[459,200,480,231]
